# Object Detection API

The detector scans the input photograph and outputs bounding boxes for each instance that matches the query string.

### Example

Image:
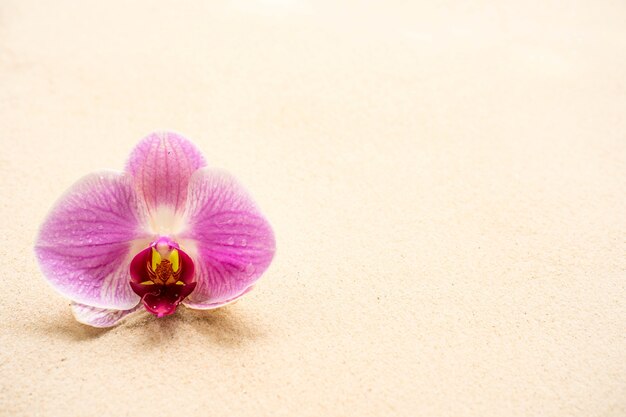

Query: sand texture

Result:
[0,1,625,416]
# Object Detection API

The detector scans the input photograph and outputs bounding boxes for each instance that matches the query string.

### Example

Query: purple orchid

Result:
[35,132,276,327]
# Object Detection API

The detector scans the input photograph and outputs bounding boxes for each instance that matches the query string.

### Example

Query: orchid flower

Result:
[35,132,276,327]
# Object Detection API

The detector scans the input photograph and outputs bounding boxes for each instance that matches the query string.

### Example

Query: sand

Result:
[0,1,625,416]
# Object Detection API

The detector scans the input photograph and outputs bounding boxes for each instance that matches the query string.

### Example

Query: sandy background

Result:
[1,1,625,416]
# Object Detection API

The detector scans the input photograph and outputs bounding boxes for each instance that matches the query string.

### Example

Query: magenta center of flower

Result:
[129,237,196,318]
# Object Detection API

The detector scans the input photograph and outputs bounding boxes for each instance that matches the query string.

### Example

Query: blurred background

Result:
[1,1,625,416]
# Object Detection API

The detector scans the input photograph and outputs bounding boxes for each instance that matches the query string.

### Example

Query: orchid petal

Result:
[71,302,142,328]
[35,172,148,309]
[125,132,206,222]
[179,169,275,308]
[184,285,255,310]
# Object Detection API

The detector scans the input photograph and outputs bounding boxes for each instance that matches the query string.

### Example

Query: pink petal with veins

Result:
[180,168,275,309]
[184,285,255,310]
[125,131,206,217]
[35,172,148,310]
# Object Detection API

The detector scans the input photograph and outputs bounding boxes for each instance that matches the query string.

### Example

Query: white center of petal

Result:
[148,206,185,236]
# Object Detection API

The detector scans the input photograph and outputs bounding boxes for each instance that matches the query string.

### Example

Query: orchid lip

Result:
[129,236,196,318]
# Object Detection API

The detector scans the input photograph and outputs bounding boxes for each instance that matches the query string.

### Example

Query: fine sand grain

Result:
[0,1,625,416]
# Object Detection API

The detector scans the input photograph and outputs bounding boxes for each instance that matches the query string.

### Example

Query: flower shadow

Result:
[186,306,266,347]
[27,307,113,342]
[29,304,264,348]
[124,305,265,348]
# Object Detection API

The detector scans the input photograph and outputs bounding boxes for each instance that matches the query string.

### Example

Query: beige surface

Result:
[1,1,625,416]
